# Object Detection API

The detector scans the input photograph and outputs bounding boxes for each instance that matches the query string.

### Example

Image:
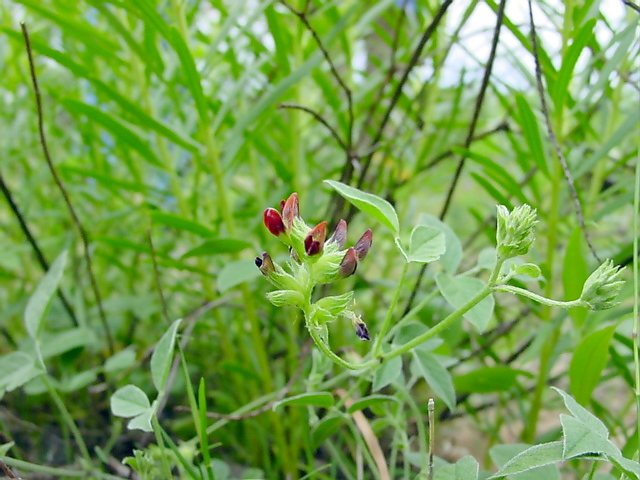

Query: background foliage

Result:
[0,0,638,479]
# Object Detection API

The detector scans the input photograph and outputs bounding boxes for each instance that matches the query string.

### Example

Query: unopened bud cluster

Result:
[256,193,373,340]
[579,259,625,310]
[496,204,537,259]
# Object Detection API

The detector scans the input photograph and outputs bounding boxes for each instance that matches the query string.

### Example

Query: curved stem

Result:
[493,284,585,309]
[307,327,378,371]
[382,258,505,362]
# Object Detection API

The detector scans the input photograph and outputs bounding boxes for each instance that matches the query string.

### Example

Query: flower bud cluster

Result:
[579,259,625,310]
[257,192,373,340]
[496,204,538,259]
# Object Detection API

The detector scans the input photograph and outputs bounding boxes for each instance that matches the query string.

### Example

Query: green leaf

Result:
[61,99,164,168]
[104,348,137,373]
[435,273,495,333]
[24,250,68,339]
[311,415,345,449]
[127,408,154,432]
[563,228,588,328]
[412,351,456,411]
[552,19,596,111]
[58,370,98,392]
[168,27,208,123]
[487,442,564,478]
[552,387,609,437]
[406,225,445,264]
[454,366,524,394]
[515,94,549,177]
[489,443,561,480]
[346,395,399,413]
[323,180,399,234]
[273,392,334,410]
[150,319,182,393]
[372,356,402,392]
[182,238,252,259]
[560,414,618,458]
[569,325,616,405]
[110,384,151,418]
[151,211,214,237]
[217,259,262,292]
[433,455,479,480]
[40,328,97,359]
[418,213,463,274]
[515,263,542,279]
[0,352,43,392]
[574,109,640,180]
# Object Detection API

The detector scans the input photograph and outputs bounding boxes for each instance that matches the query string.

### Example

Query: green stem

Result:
[307,326,377,370]
[43,375,91,463]
[382,258,506,362]
[373,261,409,357]
[632,120,640,457]
[493,284,585,309]
[150,415,175,480]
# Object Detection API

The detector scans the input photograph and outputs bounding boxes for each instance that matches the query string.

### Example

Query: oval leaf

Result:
[454,366,525,394]
[110,384,151,418]
[435,273,495,333]
[150,319,182,393]
[273,392,334,410]
[25,250,68,339]
[372,356,402,392]
[407,225,445,263]
[311,415,345,449]
[412,351,456,411]
[418,213,462,273]
[324,180,399,234]
[217,259,262,292]
[569,325,616,406]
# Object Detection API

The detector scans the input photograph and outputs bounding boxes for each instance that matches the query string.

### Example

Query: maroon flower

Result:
[263,208,285,236]
[328,219,347,249]
[304,221,327,256]
[281,193,299,231]
[338,247,358,278]
[354,229,372,260]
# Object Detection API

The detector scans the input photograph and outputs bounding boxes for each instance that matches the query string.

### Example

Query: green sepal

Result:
[315,292,354,316]
[266,290,305,308]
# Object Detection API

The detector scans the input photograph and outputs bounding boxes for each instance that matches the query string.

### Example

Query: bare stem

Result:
[21,23,114,354]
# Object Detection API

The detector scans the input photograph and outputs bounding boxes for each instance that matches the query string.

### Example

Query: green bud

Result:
[315,292,354,316]
[265,290,305,308]
[580,260,625,310]
[496,204,538,259]
[309,248,344,284]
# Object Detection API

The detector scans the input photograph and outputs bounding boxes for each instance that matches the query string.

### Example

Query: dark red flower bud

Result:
[328,219,347,249]
[281,193,299,230]
[354,321,370,341]
[304,221,327,256]
[279,199,286,212]
[338,247,358,277]
[255,252,275,276]
[264,208,286,236]
[354,229,373,260]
